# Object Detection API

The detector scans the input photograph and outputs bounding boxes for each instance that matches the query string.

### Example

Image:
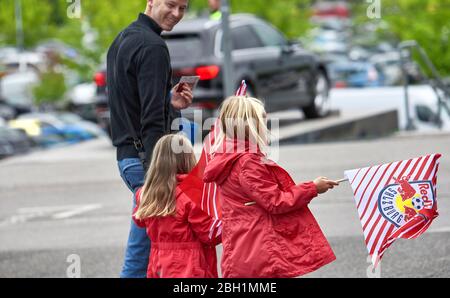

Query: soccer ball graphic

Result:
[411,197,424,210]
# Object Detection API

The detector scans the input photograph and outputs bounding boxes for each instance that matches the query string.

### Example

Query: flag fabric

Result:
[344,154,441,266]
[235,80,247,96]
[178,81,248,239]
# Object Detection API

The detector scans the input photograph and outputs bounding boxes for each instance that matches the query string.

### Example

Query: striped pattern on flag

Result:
[178,80,249,239]
[236,80,247,96]
[344,154,441,266]
[178,120,222,239]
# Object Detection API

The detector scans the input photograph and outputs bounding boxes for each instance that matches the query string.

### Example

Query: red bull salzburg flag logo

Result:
[344,154,441,266]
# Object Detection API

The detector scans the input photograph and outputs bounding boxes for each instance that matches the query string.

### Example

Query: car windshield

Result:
[163,34,203,61]
[2,80,33,105]
[330,64,368,80]
[56,113,82,124]
[1,72,39,106]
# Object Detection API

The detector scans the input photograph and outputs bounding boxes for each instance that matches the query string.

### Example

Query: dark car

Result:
[93,14,331,133]
[0,126,34,159]
[0,137,13,159]
[92,65,110,136]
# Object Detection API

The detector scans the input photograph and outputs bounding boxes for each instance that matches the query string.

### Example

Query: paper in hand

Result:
[176,76,200,92]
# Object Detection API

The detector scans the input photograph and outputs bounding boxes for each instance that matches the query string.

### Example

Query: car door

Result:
[226,24,282,108]
[251,21,313,109]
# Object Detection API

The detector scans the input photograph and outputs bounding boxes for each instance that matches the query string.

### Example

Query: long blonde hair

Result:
[214,96,269,154]
[134,134,196,219]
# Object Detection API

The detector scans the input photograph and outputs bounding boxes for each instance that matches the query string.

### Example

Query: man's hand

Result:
[313,177,339,194]
[171,83,193,110]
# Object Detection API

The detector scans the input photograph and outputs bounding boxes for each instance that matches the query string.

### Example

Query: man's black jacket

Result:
[107,13,181,163]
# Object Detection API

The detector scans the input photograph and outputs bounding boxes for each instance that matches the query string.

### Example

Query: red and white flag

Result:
[235,80,247,96]
[178,81,248,239]
[344,154,441,266]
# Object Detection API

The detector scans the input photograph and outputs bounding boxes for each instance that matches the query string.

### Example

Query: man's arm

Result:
[135,44,171,162]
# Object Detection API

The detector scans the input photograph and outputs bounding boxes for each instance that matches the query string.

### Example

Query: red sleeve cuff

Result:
[301,181,318,200]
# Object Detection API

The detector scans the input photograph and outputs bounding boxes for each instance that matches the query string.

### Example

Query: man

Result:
[107,0,192,278]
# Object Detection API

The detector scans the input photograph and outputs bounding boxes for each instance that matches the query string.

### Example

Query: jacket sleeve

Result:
[186,200,222,245]
[135,45,171,162]
[132,188,146,228]
[169,95,182,133]
[238,157,318,215]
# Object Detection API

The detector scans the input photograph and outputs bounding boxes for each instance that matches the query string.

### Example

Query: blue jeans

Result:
[118,158,150,278]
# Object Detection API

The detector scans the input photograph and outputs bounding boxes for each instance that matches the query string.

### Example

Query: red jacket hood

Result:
[203,139,263,185]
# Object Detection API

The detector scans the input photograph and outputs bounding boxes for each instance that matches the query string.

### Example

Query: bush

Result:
[32,71,66,106]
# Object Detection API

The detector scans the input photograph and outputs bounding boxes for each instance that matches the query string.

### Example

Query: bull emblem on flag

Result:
[379,176,436,226]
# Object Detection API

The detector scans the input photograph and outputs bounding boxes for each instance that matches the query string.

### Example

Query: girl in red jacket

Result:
[203,96,338,278]
[133,134,221,278]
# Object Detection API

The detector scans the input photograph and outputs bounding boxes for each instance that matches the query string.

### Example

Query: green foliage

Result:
[0,0,54,47]
[1,0,448,77]
[0,0,313,84]
[352,0,450,76]
[32,71,66,106]
[189,0,313,39]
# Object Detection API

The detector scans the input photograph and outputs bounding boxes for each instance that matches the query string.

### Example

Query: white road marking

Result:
[0,204,102,227]
[52,204,101,219]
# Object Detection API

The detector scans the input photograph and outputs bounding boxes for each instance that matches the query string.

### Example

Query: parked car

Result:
[9,112,101,147]
[0,70,39,115]
[0,47,20,62]
[55,112,107,138]
[312,1,350,19]
[91,67,111,136]
[94,14,331,136]
[1,50,47,73]
[65,82,99,123]
[8,118,66,148]
[168,14,331,117]
[328,61,385,88]
[0,100,17,120]
[0,126,34,158]
[0,137,13,159]
[370,51,424,86]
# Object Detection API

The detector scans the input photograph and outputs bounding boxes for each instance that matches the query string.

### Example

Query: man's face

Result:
[149,0,188,31]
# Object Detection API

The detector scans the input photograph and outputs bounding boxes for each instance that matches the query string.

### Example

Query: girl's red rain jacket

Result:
[203,141,336,278]
[133,174,221,278]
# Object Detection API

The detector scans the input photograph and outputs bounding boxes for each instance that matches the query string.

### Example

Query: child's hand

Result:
[313,177,339,194]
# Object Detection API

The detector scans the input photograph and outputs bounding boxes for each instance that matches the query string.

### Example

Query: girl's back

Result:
[133,174,220,278]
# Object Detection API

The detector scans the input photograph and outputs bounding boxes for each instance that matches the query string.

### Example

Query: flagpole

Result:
[220,0,234,97]
[15,0,24,51]
[336,178,349,184]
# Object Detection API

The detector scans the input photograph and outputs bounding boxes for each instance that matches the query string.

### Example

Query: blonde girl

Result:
[133,134,221,278]
[203,96,337,278]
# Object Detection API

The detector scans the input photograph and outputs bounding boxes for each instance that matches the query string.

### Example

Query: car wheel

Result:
[302,71,330,119]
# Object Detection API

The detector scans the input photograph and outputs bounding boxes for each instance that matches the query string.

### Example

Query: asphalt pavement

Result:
[0,131,449,278]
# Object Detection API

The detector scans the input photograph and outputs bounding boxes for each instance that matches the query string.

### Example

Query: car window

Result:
[251,22,287,47]
[40,121,57,130]
[163,33,203,61]
[224,25,263,51]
